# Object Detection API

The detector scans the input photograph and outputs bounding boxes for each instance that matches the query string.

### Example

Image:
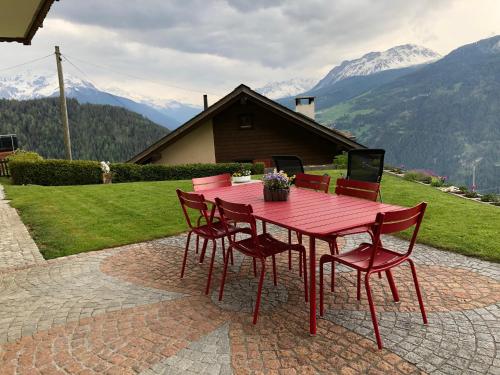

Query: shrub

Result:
[10,159,101,186]
[464,191,479,198]
[10,159,266,186]
[6,149,43,162]
[419,175,432,184]
[457,185,469,194]
[403,170,432,183]
[332,152,347,169]
[480,193,499,202]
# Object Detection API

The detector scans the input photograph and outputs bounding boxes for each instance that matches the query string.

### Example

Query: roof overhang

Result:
[128,84,366,164]
[0,0,57,45]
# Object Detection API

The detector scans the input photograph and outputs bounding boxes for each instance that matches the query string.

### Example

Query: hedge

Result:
[10,159,102,186]
[9,158,265,186]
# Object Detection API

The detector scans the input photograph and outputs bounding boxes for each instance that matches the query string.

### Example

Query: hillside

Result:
[0,98,169,162]
[0,73,202,128]
[318,36,500,192]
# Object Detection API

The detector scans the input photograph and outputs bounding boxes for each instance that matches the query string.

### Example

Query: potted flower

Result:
[232,166,252,183]
[262,170,292,201]
[100,161,112,184]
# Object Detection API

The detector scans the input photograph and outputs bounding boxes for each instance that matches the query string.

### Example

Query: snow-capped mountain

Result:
[0,72,200,128]
[0,72,96,100]
[256,78,317,99]
[314,44,441,90]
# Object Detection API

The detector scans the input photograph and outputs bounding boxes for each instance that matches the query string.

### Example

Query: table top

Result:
[200,182,403,237]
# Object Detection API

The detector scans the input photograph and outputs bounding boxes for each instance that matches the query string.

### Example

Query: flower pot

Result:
[232,175,252,183]
[102,172,112,184]
[263,186,289,201]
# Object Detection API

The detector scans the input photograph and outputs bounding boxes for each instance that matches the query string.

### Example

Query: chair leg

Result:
[288,230,292,270]
[385,269,400,302]
[407,259,428,324]
[262,221,267,234]
[319,258,325,316]
[302,250,308,303]
[230,246,234,265]
[365,272,383,349]
[252,258,257,277]
[218,245,231,301]
[272,255,277,286]
[253,259,266,324]
[221,237,227,263]
[205,240,217,295]
[199,238,208,263]
[357,270,361,300]
[180,231,192,278]
[297,233,303,277]
[331,259,336,292]
[195,235,199,254]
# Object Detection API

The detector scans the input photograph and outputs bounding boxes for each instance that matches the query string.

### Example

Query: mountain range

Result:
[303,38,499,192]
[0,73,201,129]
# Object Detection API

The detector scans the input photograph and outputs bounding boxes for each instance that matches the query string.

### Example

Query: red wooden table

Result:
[201,181,403,334]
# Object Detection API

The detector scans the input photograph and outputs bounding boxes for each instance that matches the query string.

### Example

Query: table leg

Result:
[309,235,316,335]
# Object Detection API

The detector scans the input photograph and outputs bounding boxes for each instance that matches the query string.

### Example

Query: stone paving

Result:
[0,226,499,374]
[0,185,44,271]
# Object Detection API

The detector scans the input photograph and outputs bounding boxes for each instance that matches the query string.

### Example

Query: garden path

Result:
[0,184,44,272]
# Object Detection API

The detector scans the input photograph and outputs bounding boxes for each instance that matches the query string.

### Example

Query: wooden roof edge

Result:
[127,84,365,163]
[127,85,249,163]
[0,0,58,45]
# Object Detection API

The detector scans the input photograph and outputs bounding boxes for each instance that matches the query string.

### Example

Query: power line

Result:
[0,53,54,73]
[63,54,223,96]
[61,55,133,109]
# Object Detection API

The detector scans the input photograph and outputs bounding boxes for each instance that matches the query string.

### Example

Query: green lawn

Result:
[2,172,499,261]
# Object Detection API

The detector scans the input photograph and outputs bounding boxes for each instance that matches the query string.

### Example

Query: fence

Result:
[0,160,9,177]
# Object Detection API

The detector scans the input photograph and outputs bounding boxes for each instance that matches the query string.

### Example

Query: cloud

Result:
[52,0,452,68]
[2,0,499,104]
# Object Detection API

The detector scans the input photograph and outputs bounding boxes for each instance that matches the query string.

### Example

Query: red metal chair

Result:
[287,173,331,275]
[176,189,245,295]
[319,202,428,349]
[192,173,233,262]
[216,198,308,324]
[326,178,381,254]
[192,173,232,192]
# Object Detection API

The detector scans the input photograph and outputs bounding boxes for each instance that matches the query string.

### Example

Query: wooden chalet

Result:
[129,84,365,167]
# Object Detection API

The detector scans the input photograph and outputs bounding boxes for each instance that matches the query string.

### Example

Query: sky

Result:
[1,0,500,105]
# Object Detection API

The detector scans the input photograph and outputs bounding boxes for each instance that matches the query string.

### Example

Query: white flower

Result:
[100,161,110,174]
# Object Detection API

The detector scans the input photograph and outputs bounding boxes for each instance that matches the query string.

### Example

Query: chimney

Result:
[203,94,208,110]
[295,96,315,120]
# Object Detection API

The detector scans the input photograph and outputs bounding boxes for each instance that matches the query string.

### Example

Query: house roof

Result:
[0,0,57,45]
[128,84,365,164]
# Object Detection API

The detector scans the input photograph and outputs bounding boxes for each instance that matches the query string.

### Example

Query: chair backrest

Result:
[176,189,212,229]
[335,178,380,201]
[192,173,232,192]
[347,149,385,183]
[272,155,304,177]
[295,173,331,193]
[215,198,262,256]
[369,202,427,269]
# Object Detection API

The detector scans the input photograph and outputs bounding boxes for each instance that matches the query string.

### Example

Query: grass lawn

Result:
[2,172,499,261]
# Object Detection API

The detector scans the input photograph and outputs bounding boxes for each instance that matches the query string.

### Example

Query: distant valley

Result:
[269,40,500,192]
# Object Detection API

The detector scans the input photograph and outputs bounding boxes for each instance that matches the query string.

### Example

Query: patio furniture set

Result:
[176,150,428,350]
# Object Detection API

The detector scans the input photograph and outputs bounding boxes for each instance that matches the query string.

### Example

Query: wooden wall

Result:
[212,99,344,165]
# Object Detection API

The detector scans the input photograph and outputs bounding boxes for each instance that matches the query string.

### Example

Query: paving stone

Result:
[0,226,499,374]
[0,185,45,272]
[140,324,232,375]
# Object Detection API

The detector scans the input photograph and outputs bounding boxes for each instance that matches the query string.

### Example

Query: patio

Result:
[1,227,499,374]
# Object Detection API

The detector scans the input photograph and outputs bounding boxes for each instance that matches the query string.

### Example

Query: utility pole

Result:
[55,46,72,160]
